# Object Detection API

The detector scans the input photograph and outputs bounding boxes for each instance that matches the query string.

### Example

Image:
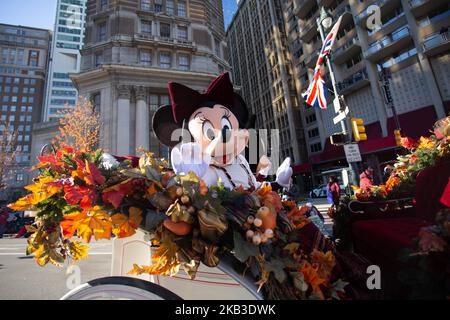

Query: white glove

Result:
[171,142,212,178]
[276,157,293,188]
[257,155,272,176]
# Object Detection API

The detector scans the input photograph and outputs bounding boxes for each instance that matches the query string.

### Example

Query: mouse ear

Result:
[152,104,190,148]
[232,93,249,128]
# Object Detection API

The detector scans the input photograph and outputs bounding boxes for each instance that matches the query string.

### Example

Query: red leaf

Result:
[102,190,125,209]
[64,184,98,208]
[86,161,106,185]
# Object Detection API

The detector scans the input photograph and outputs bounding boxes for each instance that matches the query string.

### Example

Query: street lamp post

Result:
[316,7,359,187]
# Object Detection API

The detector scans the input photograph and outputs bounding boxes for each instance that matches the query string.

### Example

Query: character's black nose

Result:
[222,126,231,143]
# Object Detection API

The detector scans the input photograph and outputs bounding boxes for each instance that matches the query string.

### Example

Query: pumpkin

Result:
[163,219,193,236]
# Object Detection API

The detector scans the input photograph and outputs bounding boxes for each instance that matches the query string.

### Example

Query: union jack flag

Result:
[302,16,343,109]
[302,69,328,109]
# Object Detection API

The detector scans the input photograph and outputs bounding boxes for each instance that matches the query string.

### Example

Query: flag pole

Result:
[316,7,359,187]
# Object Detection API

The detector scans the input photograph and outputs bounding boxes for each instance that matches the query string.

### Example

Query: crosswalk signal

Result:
[394,129,402,146]
[351,118,367,142]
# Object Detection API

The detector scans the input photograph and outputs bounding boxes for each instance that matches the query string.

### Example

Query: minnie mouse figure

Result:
[152,72,293,191]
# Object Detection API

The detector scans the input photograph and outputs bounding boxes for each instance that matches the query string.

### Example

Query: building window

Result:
[310,142,322,153]
[154,2,162,13]
[177,1,186,17]
[215,39,221,57]
[141,20,152,35]
[139,49,152,66]
[140,0,151,11]
[166,0,174,15]
[17,49,25,65]
[91,93,101,111]
[100,0,108,10]
[16,173,24,182]
[308,127,320,139]
[97,22,107,42]
[159,52,171,69]
[160,23,171,38]
[28,50,39,67]
[178,54,190,71]
[178,26,188,41]
[95,52,103,67]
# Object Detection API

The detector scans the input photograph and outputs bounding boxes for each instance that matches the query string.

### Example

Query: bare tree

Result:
[0,121,19,190]
[53,97,102,152]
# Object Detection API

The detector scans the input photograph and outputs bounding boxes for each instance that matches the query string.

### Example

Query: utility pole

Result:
[316,7,359,187]
[378,66,401,131]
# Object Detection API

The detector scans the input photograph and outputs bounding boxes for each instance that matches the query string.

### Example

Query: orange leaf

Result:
[111,207,143,238]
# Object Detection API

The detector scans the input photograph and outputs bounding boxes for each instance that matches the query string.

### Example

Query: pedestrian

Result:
[326,176,341,207]
[0,207,9,239]
[359,166,374,190]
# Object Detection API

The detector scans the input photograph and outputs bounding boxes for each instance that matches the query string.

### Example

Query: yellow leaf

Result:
[67,241,90,261]
[111,207,142,238]
[8,194,35,211]
[128,234,180,277]
[64,207,112,243]
[77,208,112,242]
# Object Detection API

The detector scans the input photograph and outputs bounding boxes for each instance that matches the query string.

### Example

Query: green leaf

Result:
[149,192,173,210]
[263,259,287,283]
[142,209,166,231]
[232,231,260,263]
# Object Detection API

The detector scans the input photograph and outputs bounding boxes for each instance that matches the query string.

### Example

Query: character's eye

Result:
[221,117,232,131]
[202,121,215,141]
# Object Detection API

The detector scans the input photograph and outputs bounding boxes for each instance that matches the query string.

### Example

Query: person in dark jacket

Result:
[0,208,9,238]
[326,176,341,206]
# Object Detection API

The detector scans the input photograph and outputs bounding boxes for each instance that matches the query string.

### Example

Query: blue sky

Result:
[0,0,238,31]
[223,0,238,30]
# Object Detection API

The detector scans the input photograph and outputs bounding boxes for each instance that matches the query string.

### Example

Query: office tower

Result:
[283,0,449,183]
[0,24,51,201]
[42,0,87,122]
[227,0,311,189]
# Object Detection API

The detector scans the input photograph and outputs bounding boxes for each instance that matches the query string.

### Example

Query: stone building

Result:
[0,24,51,202]
[70,0,230,158]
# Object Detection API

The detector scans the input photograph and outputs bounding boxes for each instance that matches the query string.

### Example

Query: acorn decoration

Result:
[163,186,197,236]
[244,206,276,245]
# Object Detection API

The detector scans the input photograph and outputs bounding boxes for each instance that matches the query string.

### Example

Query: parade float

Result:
[8,73,364,300]
[8,148,353,300]
[330,116,450,299]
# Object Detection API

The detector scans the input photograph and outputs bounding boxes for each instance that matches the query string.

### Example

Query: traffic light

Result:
[351,118,367,142]
[394,129,402,146]
[330,133,346,145]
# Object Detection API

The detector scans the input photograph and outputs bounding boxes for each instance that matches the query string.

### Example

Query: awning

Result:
[293,163,312,174]
[309,105,438,164]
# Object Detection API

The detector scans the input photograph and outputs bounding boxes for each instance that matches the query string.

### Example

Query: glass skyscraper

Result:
[43,0,87,121]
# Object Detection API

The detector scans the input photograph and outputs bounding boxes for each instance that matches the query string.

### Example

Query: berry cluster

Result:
[243,206,275,245]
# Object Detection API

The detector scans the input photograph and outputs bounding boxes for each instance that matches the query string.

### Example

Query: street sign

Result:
[333,106,349,124]
[333,111,346,124]
[344,143,362,163]
[333,97,341,113]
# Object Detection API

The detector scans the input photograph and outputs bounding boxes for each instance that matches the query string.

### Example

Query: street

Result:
[0,198,331,300]
[0,239,112,300]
